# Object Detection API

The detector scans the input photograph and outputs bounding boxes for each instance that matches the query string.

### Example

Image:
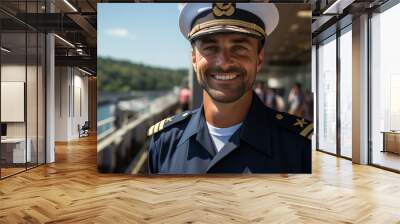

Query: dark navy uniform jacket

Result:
[147,94,313,174]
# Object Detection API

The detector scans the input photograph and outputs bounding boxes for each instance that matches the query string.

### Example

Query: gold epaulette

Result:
[274,112,313,140]
[147,111,192,137]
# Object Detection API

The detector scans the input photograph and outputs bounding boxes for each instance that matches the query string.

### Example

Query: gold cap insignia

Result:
[213,3,235,17]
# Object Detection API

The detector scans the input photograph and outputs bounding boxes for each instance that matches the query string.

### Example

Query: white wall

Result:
[1,63,46,164]
[55,66,69,141]
[311,45,316,150]
[73,73,89,137]
[55,67,89,141]
[1,65,29,137]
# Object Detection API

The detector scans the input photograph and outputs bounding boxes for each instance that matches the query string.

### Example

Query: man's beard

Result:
[197,66,254,103]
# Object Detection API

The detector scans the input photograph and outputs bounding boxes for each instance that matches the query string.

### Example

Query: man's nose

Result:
[215,49,234,70]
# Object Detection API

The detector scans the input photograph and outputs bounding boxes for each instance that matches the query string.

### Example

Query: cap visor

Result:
[189,25,262,41]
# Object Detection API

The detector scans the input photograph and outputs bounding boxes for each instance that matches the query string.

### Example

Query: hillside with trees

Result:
[98,57,188,93]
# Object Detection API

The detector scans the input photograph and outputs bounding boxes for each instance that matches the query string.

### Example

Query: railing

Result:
[97,116,116,140]
[97,91,180,173]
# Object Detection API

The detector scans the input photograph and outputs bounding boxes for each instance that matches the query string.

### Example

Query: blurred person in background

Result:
[264,85,274,107]
[264,86,285,112]
[302,89,313,121]
[179,84,191,111]
[255,80,266,103]
[288,83,304,117]
[272,89,286,112]
[265,85,280,109]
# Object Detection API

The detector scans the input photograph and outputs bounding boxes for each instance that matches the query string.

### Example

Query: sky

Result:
[98,3,191,70]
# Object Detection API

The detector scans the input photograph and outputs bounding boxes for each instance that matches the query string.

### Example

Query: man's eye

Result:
[233,46,249,53]
[203,46,218,52]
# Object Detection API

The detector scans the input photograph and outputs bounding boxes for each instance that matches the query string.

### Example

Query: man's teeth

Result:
[212,74,238,80]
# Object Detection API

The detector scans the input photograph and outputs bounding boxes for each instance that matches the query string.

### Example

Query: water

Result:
[97,104,115,135]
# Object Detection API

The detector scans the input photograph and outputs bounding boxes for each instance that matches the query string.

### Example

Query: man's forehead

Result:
[194,33,259,44]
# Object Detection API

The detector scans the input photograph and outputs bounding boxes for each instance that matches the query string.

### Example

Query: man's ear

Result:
[256,46,265,73]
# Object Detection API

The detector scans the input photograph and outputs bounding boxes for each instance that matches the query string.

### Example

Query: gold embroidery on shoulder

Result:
[147,116,174,137]
[147,124,156,136]
[293,118,307,128]
[276,113,284,120]
[300,123,313,138]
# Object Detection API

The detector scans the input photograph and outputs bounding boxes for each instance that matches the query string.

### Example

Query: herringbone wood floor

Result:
[1,135,400,224]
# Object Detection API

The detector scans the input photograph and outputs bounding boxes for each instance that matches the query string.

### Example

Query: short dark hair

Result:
[258,38,265,53]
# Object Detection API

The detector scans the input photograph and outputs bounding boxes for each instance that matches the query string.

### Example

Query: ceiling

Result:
[263,4,311,70]
[0,0,98,74]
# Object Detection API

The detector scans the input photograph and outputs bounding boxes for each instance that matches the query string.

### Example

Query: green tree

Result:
[98,57,188,93]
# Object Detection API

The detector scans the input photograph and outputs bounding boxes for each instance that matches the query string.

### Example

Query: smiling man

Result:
[147,3,313,174]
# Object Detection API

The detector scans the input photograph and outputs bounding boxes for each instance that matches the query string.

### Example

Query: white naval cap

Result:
[179,3,279,42]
